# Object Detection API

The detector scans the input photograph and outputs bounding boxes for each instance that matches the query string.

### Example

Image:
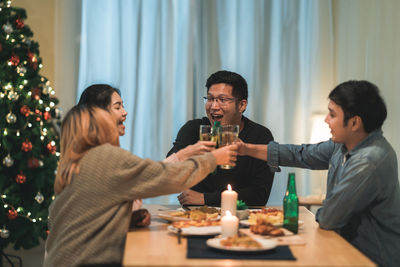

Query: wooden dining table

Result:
[123,204,376,267]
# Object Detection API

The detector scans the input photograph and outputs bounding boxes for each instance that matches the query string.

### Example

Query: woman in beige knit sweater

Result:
[44,105,237,267]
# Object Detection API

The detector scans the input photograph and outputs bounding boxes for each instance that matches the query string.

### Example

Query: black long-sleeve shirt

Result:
[167,116,275,206]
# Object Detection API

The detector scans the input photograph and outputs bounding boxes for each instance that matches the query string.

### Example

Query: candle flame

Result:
[227,184,232,191]
[225,210,232,216]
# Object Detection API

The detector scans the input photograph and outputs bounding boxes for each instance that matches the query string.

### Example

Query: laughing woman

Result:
[78,84,150,227]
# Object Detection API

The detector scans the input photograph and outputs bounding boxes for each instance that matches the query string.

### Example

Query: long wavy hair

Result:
[54,105,120,195]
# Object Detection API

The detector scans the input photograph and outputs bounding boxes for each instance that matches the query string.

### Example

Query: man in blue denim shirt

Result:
[237,80,400,267]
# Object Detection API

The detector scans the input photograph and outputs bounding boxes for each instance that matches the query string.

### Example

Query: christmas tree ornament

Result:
[9,54,20,66]
[24,38,32,46]
[31,87,41,100]
[43,111,51,121]
[0,228,10,239]
[35,109,42,121]
[47,142,57,154]
[2,22,13,34]
[6,112,17,124]
[54,107,62,119]
[27,51,38,69]
[20,105,30,117]
[35,192,44,204]
[16,65,27,75]
[16,172,26,184]
[2,154,14,167]
[28,157,40,168]
[15,18,24,29]
[42,85,51,94]
[0,43,2,52]
[7,209,18,220]
[21,139,32,152]
[7,90,19,101]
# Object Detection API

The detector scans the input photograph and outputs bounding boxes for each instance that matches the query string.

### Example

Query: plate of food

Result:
[158,206,220,222]
[240,219,304,227]
[239,208,303,227]
[206,235,277,252]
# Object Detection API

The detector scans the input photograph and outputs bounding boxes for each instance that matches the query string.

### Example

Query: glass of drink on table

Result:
[219,125,239,169]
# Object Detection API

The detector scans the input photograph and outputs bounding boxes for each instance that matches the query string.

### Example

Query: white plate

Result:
[206,237,277,252]
[240,219,304,227]
[158,211,191,222]
[167,225,221,236]
[158,208,220,222]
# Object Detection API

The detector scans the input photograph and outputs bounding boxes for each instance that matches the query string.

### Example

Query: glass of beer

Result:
[219,125,239,169]
[200,125,219,142]
[200,125,212,141]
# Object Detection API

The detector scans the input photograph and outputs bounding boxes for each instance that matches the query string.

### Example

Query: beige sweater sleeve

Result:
[78,144,216,201]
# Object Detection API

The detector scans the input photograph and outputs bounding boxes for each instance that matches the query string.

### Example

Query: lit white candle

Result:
[221,184,238,217]
[221,210,239,237]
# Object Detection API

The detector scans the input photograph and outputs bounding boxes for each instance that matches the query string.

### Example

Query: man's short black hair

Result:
[328,80,387,133]
[205,70,248,101]
[78,84,121,110]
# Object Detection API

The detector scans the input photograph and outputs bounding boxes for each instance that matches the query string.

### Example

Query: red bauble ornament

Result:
[31,88,41,100]
[15,18,24,29]
[21,139,32,152]
[20,105,31,117]
[34,109,42,121]
[16,172,26,184]
[9,54,20,66]
[27,51,38,70]
[28,157,40,168]
[7,209,18,220]
[43,111,51,121]
[46,230,50,236]
[47,142,57,154]
[27,51,37,63]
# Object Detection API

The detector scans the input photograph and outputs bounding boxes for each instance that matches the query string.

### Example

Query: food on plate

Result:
[220,235,262,248]
[248,208,283,225]
[250,219,284,236]
[171,220,220,228]
[169,206,219,220]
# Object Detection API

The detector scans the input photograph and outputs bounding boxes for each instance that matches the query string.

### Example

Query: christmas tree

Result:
[0,0,60,250]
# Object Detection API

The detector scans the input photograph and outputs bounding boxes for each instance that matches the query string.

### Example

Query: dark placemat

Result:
[187,236,296,260]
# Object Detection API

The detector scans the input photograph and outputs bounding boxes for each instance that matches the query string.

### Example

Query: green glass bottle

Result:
[283,172,299,233]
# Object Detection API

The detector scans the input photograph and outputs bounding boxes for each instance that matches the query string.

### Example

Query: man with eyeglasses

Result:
[167,70,274,206]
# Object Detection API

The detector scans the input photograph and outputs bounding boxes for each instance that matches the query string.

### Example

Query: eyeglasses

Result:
[203,96,236,105]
